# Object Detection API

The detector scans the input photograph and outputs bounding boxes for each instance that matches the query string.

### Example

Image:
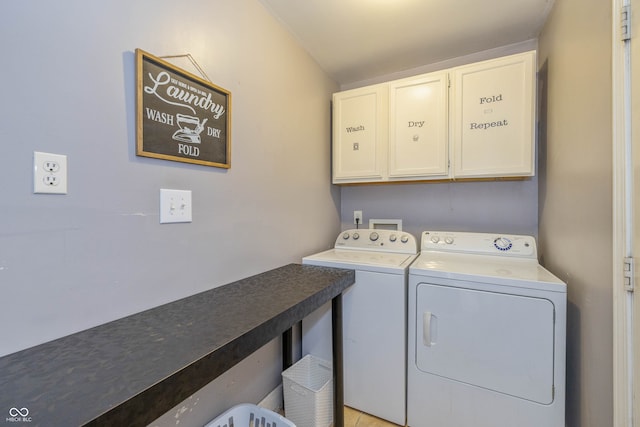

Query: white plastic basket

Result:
[282,355,333,427]
[204,403,295,427]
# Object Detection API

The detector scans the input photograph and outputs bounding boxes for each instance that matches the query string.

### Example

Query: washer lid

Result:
[303,248,417,273]
[410,251,566,292]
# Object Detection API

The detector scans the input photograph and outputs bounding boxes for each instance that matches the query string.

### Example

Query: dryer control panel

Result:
[335,229,418,254]
[420,231,537,258]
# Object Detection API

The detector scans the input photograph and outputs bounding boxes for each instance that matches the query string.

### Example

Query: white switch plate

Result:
[160,189,192,224]
[34,151,67,194]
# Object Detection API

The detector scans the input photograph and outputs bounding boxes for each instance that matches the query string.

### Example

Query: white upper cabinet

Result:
[451,51,536,178]
[332,84,388,183]
[388,72,449,180]
[331,50,536,184]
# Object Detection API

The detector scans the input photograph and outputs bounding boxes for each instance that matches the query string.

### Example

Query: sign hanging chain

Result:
[160,54,212,83]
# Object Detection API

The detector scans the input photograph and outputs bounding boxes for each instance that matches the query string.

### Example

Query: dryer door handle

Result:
[422,311,438,347]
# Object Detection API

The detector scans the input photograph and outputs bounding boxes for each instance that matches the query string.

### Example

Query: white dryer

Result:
[302,229,418,426]
[407,231,566,427]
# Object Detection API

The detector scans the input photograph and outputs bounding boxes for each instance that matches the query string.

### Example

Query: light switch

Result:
[160,189,192,224]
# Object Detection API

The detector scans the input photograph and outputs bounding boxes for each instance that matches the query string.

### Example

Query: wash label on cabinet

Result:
[333,85,387,181]
[345,125,365,151]
[346,125,366,133]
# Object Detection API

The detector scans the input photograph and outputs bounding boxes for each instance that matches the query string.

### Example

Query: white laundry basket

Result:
[204,403,295,427]
[282,355,333,427]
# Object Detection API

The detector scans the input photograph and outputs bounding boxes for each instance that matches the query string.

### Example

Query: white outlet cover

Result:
[160,189,192,224]
[34,151,67,194]
[353,210,363,224]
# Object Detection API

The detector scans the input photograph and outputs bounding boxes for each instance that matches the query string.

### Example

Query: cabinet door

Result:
[452,51,536,178]
[332,85,388,183]
[389,72,449,179]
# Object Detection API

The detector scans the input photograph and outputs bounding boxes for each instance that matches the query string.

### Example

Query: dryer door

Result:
[415,282,555,404]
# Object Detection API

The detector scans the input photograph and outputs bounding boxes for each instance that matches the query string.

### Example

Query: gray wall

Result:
[340,179,538,239]
[0,1,339,425]
[537,0,613,426]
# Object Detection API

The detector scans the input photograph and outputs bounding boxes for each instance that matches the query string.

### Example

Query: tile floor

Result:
[343,406,401,427]
[280,406,401,427]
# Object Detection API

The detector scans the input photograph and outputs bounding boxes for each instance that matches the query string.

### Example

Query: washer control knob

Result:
[342,232,350,240]
[445,237,454,244]
[389,234,397,242]
[353,232,360,240]
[401,234,409,243]
[369,232,379,241]
[430,236,440,244]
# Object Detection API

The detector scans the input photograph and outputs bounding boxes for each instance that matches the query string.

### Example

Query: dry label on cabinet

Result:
[388,72,449,179]
[451,51,536,178]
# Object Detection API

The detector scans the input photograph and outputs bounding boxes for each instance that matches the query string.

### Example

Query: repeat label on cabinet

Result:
[452,51,536,178]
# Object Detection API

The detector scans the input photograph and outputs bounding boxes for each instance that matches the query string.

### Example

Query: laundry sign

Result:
[136,49,231,168]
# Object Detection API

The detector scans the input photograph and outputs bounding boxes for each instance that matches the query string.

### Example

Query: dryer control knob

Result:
[445,237,454,244]
[494,237,513,251]
[342,232,350,240]
[353,232,360,240]
[430,236,440,244]
[401,234,409,243]
[389,234,397,242]
[369,232,379,241]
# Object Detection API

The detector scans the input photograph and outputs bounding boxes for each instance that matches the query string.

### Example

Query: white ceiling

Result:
[259,0,554,84]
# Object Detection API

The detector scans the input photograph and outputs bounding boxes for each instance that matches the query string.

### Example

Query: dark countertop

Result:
[0,263,355,427]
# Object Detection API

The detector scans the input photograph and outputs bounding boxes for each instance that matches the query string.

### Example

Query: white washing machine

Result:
[302,228,418,426]
[408,231,566,427]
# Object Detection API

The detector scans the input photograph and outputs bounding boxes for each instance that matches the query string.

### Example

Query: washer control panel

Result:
[421,231,537,258]
[336,229,417,254]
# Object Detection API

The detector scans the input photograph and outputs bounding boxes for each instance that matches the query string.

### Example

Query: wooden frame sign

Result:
[136,49,231,168]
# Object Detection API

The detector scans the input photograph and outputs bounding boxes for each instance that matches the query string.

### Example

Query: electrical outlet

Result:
[354,210,363,225]
[160,189,192,224]
[34,151,67,194]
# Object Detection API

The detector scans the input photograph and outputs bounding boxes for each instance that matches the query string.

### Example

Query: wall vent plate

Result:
[369,219,403,231]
